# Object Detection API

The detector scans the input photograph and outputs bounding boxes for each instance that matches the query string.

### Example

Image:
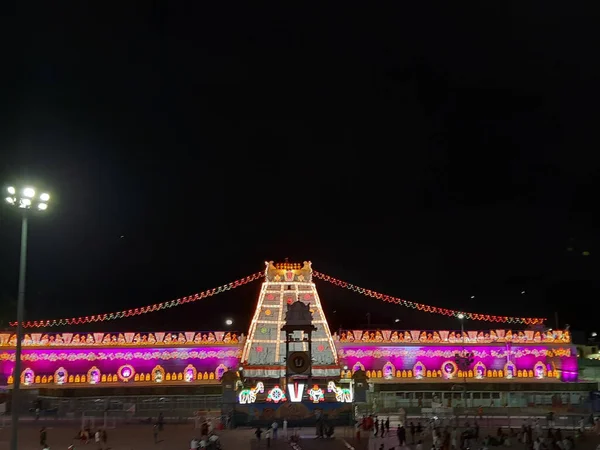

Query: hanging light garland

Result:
[12,266,545,329]
[312,271,545,325]
[11,272,264,329]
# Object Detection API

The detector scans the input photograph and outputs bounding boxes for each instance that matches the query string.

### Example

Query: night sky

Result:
[1,4,598,336]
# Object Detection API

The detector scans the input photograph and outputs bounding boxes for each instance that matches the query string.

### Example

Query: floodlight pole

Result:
[10,211,28,450]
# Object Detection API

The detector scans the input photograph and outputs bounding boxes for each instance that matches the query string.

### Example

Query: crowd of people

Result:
[354,415,600,450]
[37,425,109,450]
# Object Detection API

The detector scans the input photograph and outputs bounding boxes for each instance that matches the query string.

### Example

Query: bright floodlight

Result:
[5,185,51,211]
[225,319,233,326]
[592,332,598,337]
[457,313,465,320]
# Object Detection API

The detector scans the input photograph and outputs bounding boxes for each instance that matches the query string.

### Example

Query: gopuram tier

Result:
[241,261,340,379]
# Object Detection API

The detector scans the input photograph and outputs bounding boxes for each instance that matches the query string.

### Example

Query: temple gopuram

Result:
[0,261,593,423]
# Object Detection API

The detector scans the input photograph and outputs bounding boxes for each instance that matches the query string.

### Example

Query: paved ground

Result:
[0,423,598,450]
[344,427,600,450]
[0,423,351,450]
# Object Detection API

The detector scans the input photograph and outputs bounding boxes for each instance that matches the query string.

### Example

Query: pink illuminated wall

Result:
[338,344,577,382]
[0,347,241,384]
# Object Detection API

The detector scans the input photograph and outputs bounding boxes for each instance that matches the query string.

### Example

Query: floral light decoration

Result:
[308,385,324,403]
[352,361,365,373]
[215,363,228,380]
[504,361,516,379]
[152,365,165,383]
[54,367,68,385]
[474,361,486,379]
[21,368,35,386]
[117,364,135,382]
[413,362,426,380]
[382,361,396,380]
[88,366,101,384]
[441,361,458,379]
[266,385,287,403]
[184,364,197,382]
[534,361,546,379]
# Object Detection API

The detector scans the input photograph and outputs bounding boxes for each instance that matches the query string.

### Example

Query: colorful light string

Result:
[12,267,545,328]
[10,272,264,329]
[312,271,545,325]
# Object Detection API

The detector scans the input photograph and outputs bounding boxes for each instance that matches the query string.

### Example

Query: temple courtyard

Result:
[0,420,599,450]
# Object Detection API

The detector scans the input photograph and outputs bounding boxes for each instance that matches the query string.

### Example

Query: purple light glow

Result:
[0,347,241,381]
[339,345,578,382]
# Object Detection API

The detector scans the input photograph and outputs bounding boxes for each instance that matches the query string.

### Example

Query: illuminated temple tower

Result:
[241,261,339,378]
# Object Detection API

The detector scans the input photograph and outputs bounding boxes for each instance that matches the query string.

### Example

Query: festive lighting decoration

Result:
[337,329,571,344]
[88,366,101,384]
[54,367,68,385]
[184,364,197,382]
[241,262,339,378]
[117,364,135,382]
[215,364,228,379]
[327,381,352,403]
[383,361,396,380]
[534,361,546,379]
[312,271,546,325]
[0,348,242,362]
[441,361,458,379]
[0,331,241,348]
[338,347,572,359]
[337,343,577,382]
[308,385,325,403]
[413,362,425,380]
[266,386,287,403]
[11,272,263,328]
[288,383,305,402]
[152,365,165,383]
[504,361,516,379]
[8,264,548,328]
[474,361,486,379]
[22,368,34,386]
[238,381,264,404]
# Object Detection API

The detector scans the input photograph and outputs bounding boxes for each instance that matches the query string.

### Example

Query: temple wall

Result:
[0,346,241,386]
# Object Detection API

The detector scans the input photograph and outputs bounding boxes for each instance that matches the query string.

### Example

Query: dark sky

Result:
[0,3,598,335]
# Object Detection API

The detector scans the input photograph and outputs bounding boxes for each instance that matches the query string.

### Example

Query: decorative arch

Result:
[21,368,35,386]
[474,361,486,379]
[504,361,516,379]
[413,361,426,379]
[352,361,365,373]
[184,364,197,382]
[117,364,135,382]
[534,361,546,379]
[152,365,165,383]
[441,361,458,379]
[54,367,68,385]
[88,366,101,384]
[382,361,396,379]
[215,364,228,380]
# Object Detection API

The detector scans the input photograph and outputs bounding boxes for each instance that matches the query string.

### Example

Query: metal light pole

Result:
[455,313,473,409]
[4,186,50,450]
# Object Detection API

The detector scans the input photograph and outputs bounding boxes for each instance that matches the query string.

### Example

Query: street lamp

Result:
[4,185,50,450]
